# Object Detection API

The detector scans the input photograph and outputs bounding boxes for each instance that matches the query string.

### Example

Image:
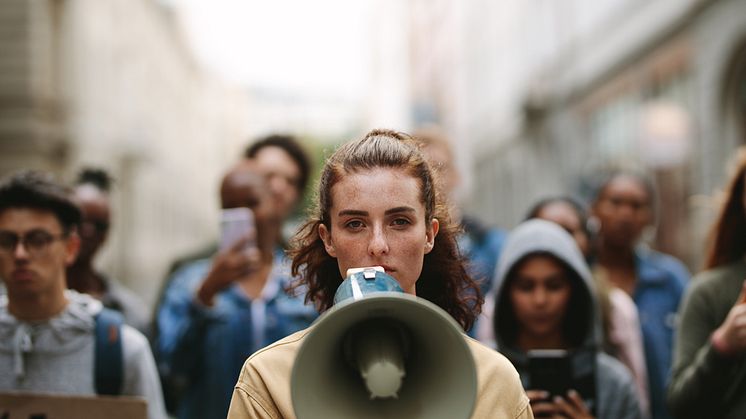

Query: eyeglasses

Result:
[0,230,67,256]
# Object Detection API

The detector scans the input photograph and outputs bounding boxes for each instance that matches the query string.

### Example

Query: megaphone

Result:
[291,267,477,419]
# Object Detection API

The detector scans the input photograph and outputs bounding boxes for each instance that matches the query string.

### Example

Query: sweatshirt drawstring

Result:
[13,324,32,378]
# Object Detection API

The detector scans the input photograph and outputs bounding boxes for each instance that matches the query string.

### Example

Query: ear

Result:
[64,232,81,266]
[424,218,439,254]
[318,223,337,258]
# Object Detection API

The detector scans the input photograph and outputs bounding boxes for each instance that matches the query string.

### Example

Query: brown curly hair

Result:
[289,129,483,331]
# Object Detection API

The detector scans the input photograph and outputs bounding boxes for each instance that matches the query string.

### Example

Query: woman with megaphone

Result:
[227,129,532,419]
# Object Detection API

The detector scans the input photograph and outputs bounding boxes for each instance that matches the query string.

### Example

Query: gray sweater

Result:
[0,290,166,419]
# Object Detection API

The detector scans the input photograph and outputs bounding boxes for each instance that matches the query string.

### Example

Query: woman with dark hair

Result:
[227,129,531,418]
[483,219,641,419]
[590,169,689,419]
[667,149,746,419]
[523,196,649,416]
[66,167,150,334]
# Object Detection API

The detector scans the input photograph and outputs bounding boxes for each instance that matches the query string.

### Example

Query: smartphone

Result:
[527,349,571,398]
[528,349,597,415]
[219,207,256,252]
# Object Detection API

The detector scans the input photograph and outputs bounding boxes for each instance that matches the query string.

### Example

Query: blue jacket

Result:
[633,247,689,419]
[458,215,507,296]
[155,252,318,419]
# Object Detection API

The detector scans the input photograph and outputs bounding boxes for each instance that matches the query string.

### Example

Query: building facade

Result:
[408,0,746,270]
[0,0,251,307]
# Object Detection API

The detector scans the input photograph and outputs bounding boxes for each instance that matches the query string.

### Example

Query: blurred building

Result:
[245,86,362,142]
[0,0,251,308]
[405,0,746,270]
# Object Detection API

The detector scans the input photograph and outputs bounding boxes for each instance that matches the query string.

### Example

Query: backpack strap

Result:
[94,308,124,395]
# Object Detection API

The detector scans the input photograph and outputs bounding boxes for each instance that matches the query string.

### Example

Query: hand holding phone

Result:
[197,208,258,306]
[220,207,256,252]
[527,349,596,418]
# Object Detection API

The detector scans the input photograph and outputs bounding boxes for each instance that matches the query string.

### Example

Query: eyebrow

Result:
[337,206,417,217]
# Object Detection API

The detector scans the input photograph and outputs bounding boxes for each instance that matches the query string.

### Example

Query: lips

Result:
[11,269,35,281]
[528,314,555,325]
[379,265,396,274]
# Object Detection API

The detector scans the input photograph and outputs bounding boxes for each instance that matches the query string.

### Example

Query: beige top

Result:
[227,327,533,419]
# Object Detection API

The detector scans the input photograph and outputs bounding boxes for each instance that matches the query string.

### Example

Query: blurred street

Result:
[1,0,745,309]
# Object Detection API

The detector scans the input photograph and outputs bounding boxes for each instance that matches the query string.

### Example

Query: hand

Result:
[526,389,594,419]
[712,280,746,356]
[553,390,594,419]
[197,235,261,306]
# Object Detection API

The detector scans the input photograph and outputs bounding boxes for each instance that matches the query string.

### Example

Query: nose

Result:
[268,174,289,196]
[367,226,389,256]
[13,241,30,260]
[532,287,548,306]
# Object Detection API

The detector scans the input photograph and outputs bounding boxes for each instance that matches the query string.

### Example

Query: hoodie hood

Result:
[491,219,601,362]
[0,290,103,379]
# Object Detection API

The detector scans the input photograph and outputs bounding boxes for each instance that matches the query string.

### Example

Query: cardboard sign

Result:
[0,392,146,419]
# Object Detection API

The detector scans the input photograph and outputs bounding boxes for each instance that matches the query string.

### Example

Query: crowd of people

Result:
[0,128,745,419]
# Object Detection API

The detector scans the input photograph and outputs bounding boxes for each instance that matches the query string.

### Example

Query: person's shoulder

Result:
[596,352,635,387]
[637,247,690,288]
[166,243,219,276]
[120,323,152,359]
[687,260,746,307]
[239,328,310,380]
[692,259,746,286]
[466,335,524,392]
[167,257,213,288]
[466,336,513,370]
[466,336,531,418]
[639,247,689,274]
[104,279,149,315]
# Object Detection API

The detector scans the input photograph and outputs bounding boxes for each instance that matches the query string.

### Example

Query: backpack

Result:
[94,308,124,395]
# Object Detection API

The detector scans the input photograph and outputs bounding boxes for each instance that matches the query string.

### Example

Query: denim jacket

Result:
[633,247,689,419]
[155,251,318,419]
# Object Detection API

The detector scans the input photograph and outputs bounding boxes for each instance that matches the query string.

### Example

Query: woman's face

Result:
[73,184,110,262]
[592,176,651,248]
[535,202,590,257]
[318,167,439,295]
[509,255,572,343]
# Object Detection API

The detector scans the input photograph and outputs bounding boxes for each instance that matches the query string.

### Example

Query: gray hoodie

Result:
[0,290,166,419]
[481,219,642,419]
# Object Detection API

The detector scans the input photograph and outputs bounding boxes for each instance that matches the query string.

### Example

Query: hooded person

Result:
[480,219,642,419]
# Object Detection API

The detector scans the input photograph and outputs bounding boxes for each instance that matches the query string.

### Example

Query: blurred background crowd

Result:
[2,0,746,418]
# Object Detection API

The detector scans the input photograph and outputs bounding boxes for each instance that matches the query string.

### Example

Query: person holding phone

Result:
[667,148,746,419]
[523,196,649,417]
[155,165,318,419]
[227,129,532,418]
[482,219,642,419]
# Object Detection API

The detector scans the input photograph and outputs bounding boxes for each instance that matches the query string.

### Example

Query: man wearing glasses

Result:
[0,171,166,419]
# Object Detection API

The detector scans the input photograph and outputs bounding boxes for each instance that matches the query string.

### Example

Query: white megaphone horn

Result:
[291,266,477,419]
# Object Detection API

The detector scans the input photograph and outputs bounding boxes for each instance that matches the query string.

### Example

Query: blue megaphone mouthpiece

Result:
[333,266,404,305]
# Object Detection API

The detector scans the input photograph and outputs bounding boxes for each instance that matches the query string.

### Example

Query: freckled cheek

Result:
[334,237,369,266]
